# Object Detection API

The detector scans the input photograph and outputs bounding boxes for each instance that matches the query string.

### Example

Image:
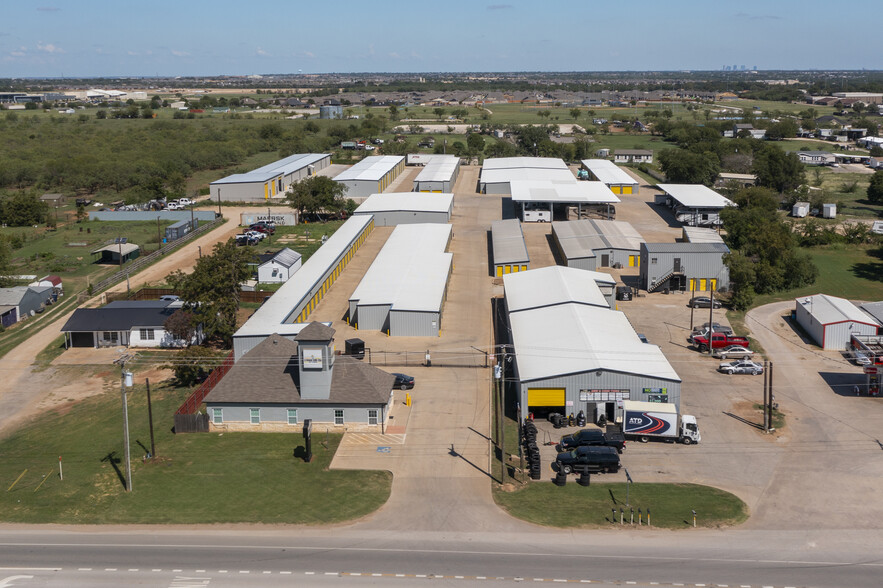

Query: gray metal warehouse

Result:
[503,266,610,313]
[655,184,735,227]
[795,294,880,350]
[479,157,574,194]
[232,215,375,360]
[209,153,331,202]
[510,180,619,222]
[552,219,643,270]
[681,226,725,244]
[491,219,529,276]
[580,159,640,195]
[413,155,461,192]
[505,268,681,423]
[334,155,406,199]
[349,223,452,337]
[639,242,730,293]
[353,192,453,226]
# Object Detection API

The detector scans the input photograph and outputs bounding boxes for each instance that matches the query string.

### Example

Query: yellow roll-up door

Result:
[623,186,632,195]
[700,279,707,291]
[521,265,528,271]
[689,278,697,291]
[628,255,636,267]
[527,388,565,406]
[710,278,717,292]
[612,186,621,195]
[496,266,503,277]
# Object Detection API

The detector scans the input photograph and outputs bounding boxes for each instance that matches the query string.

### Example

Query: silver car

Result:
[715,345,755,359]
[719,359,764,375]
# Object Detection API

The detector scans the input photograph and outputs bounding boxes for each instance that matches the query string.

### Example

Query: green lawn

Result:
[495,482,748,529]
[0,378,391,524]
[273,219,346,262]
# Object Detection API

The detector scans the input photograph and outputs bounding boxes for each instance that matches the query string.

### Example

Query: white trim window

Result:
[250,408,260,424]
[287,408,298,425]
[368,409,378,425]
[211,407,223,424]
[139,328,155,340]
[334,409,344,425]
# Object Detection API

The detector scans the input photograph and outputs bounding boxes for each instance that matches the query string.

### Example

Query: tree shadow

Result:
[850,261,883,283]
[100,451,127,490]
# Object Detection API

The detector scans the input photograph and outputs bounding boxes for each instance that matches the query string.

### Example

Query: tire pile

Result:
[522,419,541,480]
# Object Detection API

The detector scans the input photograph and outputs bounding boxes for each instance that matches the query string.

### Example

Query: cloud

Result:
[303,51,315,58]
[171,49,190,57]
[36,6,60,11]
[10,50,26,57]
[487,4,512,9]
[388,52,401,59]
[256,47,270,57]
[734,12,782,20]
[36,42,63,53]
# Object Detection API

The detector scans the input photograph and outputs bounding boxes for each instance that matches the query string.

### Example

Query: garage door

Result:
[527,388,565,406]
[623,186,633,195]
[70,332,94,347]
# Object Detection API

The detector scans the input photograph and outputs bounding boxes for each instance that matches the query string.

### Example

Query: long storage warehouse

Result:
[334,155,406,199]
[580,159,640,195]
[210,153,331,202]
[552,219,643,270]
[232,215,375,360]
[795,294,880,350]
[491,219,529,276]
[413,155,461,192]
[656,184,735,227]
[510,180,619,222]
[479,157,575,194]
[349,223,452,337]
[504,267,681,423]
[503,266,610,312]
[353,192,453,226]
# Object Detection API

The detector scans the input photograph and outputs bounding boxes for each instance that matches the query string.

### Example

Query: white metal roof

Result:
[482,157,569,171]
[235,215,374,336]
[509,302,681,383]
[796,294,879,327]
[682,226,725,244]
[504,266,610,312]
[491,219,529,265]
[334,155,405,182]
[510,180,620,204]
[480,168,577,186]
[211,153,327,185]
[259,247,302,269]
[354,192,453,215]
[657,184,735,209]
[414,155,460,183]
[350,224,452,313]
[580,159,640,186]
[553,219,642,259]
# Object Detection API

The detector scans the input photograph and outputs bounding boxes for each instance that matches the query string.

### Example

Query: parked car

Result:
[616,285,632,301]
[235,233,259,246]
[244,230,266,241]
[637,333,649,344]
[552,446,621,474]
[852,350,872,366]
[715,345,755,359]
[372,138,384,145]
[555,428,626,453]
[166,201,182,210]
[159,295,180,302]
[177,197,193,207]
[689,296,722,309]
[691,332,750,352]
[392,373,415,390]
[249,222,275,235]
[719,359,764,375]
[693,322,733,335]
[365,145,376,151]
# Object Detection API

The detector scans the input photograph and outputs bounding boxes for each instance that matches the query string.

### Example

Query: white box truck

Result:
[618,400,701,445]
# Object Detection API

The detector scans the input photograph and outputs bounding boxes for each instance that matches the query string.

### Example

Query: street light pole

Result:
[114,353,134,492]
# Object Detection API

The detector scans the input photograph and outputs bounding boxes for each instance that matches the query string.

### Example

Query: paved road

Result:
[0,527,879,587]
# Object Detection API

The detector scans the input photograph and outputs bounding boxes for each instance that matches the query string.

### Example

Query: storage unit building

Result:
[580,159,640,195]
[412,155,460,192]
[479,157,574,194]
[349,224,452,337]
[210,153,331,202]
[510,180,619,222]
[233,215,375,360]
[655,184,735,227]
[491,219,530,276]
[552,219,643,270]
[639,242,730,293]
[353,192,453,226]
[334,155,406,198]
[503,266,610,312]
[795,294,880,350]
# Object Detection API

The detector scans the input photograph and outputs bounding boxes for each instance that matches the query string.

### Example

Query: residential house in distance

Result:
[613,149,653,164]
[798,151,836,166]
[61,299,202,348]
[0,286,54,328]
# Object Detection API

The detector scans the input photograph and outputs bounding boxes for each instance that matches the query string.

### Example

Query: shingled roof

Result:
[295,321,336,342]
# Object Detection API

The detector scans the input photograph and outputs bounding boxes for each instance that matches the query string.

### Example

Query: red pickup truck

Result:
[690,332,750,352]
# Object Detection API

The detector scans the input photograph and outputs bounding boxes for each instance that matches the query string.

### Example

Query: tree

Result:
[433,107,445,121]
[163,309,198,346]
[287,175,348,217]
[166,345,216,387]
[466,133,485,156]
[388,105,399,121]
[657,148,720,185]
[752,145,804,193]
[867,170,883,204]
[0,238,13,287]
[168,239,256,347]
[569,108,581,121]
[0,192,49,226]
[869,145,883,158]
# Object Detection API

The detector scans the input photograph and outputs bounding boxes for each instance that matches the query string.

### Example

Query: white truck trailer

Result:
[617,400,701,445]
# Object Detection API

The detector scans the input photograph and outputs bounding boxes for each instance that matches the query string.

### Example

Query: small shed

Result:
[795,294,879,350]
[257,248,303,283]
[91,243,141,264]
[165,218,196,241]
[40,193,65,204]
[822,203,836,219]
[792,202,810,218]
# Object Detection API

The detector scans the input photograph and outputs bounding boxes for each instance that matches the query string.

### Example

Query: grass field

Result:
[494,482,748,529]
[0,378,391,524]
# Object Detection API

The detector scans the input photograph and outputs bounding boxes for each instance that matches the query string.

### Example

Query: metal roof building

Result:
[795,294,880,350]
[491,219,530,276]
[552,219,643,270]
[503,266,610,312]
[334,155,406,198]
[504,268,682,419]
[639,242,730,293]
[257,248,303,284]
[349,224,452,337]
[479,158,575,194]
[232,215,375,360]
[353,192,453,226]
[509,180,619,222]
[681,226,725,244]
[209,153,331,202]
[860,301,883,327]
[656,184,735,227]
[482,157,570,171]
[580,159,640,195]
[413,155,461,192]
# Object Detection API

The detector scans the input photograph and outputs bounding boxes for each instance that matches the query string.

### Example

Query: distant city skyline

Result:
[2,0,881,78]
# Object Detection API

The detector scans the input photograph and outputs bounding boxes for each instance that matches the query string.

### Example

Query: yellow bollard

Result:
[7,469,28,492]
[33,469,54,493]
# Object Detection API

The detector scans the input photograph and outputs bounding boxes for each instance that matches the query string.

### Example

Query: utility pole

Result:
[114,353,134,492]
[217,188,222,217]
[707,283,715,354]
[145,378,156,458]
[763,359,769,431]
[689,279,696,331]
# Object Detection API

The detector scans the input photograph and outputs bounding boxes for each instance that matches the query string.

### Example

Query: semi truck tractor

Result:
[618,400,701,444]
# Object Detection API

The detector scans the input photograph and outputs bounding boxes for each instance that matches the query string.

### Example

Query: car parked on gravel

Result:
[392,373,415,390]
[555,428,625,453]
[714,345,755,360]
[719,359,764,375]
[689,296,722,309]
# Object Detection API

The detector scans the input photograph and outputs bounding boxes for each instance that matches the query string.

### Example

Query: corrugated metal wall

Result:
[520,370,681,413]
[640,248,729,290]
[390,310,440,337]
[354,304,391,331]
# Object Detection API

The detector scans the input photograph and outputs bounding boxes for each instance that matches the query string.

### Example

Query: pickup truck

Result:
[555,428,626,453]
[690,332,750,353]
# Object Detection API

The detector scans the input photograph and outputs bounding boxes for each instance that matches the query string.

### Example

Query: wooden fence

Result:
[173,351,234,433]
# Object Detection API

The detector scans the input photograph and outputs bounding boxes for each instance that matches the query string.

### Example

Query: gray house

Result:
[204,324,395,432]
[61,300,201,348]
[0,286,54,327]
[639,242,730,293]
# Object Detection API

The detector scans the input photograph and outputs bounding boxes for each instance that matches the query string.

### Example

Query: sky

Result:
[1,0,881,78]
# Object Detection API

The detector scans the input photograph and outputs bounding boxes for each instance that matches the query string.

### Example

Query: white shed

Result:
[822,203,836,219]
[257,248,302,284]
[792,202,810,218]
[794,294,879,350]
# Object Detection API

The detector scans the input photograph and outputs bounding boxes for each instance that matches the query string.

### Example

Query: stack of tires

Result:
[522,420,541,480]
[548,413,567,429]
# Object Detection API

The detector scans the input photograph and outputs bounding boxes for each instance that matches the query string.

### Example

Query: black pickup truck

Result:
[552,446,621,474]
[555,427,626,453]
